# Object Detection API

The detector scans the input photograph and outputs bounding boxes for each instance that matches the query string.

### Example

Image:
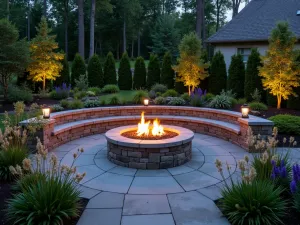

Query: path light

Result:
[42,107,51,119]
[144,99,149,106]
[241,104,250,118]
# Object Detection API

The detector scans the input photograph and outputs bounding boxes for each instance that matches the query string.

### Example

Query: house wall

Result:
[214,43,300,72]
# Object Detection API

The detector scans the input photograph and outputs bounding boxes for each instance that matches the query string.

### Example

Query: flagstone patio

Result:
[52,133,300,225]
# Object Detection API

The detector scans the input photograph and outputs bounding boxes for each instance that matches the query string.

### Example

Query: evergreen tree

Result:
[104,51,117,85]
[228,54,245,98]
[287,51,300,110]
[244,49,263,101]
[133,56,146,89]
[259,22,300,109]
[118,52,132,90]
[161,51,175,89]
[147,54,161,89]
[88,54,104,87]
[55,55,70,86]
[71,53,86,86]
[27,17,64,90]
[209,51,227,95]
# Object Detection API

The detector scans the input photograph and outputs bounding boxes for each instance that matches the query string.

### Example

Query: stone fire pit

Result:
[105,125,194,169]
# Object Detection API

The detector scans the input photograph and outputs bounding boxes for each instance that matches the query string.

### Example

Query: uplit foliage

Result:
[259,22,300,109]
[173,32,209,95]
[27,17,64,90]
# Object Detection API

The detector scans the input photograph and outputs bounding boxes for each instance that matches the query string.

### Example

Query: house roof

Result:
[207,0,300,44]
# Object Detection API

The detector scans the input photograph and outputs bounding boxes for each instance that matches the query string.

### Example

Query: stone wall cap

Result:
[238,116,274,126]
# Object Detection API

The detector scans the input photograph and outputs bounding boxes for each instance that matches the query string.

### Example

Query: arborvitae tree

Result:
[161,51,175,89]
[259,22,300,109]
[244,49,263,101]
[147,54,161,89]
[208,51,227,95]
[228,54,245,98]
[118,52,132,90]
[133,56,147,89]
[104,51,117,85]
[71,53,86,86]
[55,55,70,86]
[88,54,104,87]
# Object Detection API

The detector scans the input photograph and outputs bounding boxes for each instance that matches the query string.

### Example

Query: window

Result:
[237,48,251,64]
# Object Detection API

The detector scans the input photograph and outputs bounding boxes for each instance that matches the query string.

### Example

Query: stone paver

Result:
[52,133,251,225]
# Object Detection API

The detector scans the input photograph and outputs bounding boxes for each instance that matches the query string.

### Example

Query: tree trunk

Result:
[78,0,85,59]
[64,0,69,59]
[43,0,47,17]
[277,95,281,109]
[27,1,31,41]
[123,17,126,53]
[7,0,9,20]
[43,75,46,91]
[232,0,240,18]
[131,40,134,58]
[216,0,220,31]
[89,0,96,58]
[188,86,191,96]
[137,30,141,56]
[196,0,205,43]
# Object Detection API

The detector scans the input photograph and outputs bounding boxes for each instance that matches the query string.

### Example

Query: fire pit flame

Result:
[136,112,165,137]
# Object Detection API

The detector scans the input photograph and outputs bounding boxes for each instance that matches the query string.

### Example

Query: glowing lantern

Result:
[42,107,51,119]
[241,104,250,118]
[144,99,149,106]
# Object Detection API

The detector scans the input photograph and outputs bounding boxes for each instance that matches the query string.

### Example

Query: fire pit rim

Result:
[105,125,194,149]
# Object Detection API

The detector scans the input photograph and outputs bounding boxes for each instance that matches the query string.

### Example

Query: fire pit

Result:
[105,112,194,169]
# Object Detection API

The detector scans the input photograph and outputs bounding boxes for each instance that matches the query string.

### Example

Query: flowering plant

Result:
[190,88,207,107]
[51,83,71,100]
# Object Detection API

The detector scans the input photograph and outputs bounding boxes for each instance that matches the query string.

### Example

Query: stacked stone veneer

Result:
[107,142,192,169]
[19,106,274,152]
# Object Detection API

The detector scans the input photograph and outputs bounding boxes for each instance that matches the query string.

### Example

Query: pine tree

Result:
[259,22,300,109]
[88,54,104,87]
[147,54,161,89]
[71,53,86,86]
[228,54,245,98]
[104,51,117,85]
[27,17,64,90]
[209,51,227,95]
[118,52,132,90]
[55,55,70,86]
[173,32,209,95]
[133,56,146,89]
[161,51,175,89]
[244,49,263,101]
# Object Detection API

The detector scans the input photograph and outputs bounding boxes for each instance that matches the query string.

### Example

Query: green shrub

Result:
[50,104,64,112]
[88,54,104,88]
[55,55,70,85]
[88,87,101,95]
[8,85,33,103]
[69,99,84,109]
[162,89,178,97]
[6,174,81,225]
[60,99,70,109]
[209,51,227,95]
[109,96,120,105]
[133,90,148,104]
[71,53,86,86]
[269,115,300,135]
[251,88,262,102]
[75,74,89,91]
[74,91,87,100]
[209,95,232,109]
[203,93,215,102]
[101,84,120,94]
[86,91,96,97]
[84,100,101,108]
[50,83,71,100]
[100,99,106,105]
[154,96,166,105]
[228,54,245,98]
[181,93,190,102]
[220,180,287,225]
[118,52,132,90]
[220,89,237,99]
[237,98,247,104]
[151,83,168,94]
[133,56,147,89]
[148,90,157,99]
[249,102,268,111]
[161,52,175,89]
[146,54,161,89]
[0,146,28,181]
[103,51,117,85]
[168,97,185,106]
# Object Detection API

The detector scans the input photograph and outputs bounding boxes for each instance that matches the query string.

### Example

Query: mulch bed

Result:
[0,181,88,225]
[122,129,178,140]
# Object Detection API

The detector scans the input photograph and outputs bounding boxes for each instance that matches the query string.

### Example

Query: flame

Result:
[136,112,164,137]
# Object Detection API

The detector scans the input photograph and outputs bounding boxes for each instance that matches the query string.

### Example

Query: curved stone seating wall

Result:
[20,106,274,152]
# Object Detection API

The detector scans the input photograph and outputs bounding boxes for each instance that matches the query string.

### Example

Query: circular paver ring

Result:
[58,133,239,195]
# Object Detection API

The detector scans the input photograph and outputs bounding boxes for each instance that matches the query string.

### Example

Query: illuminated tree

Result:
[28,17,64,90]
[259,22,300,109]
[173,32,209,95]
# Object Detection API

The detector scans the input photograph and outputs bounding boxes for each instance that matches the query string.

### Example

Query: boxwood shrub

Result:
[269,114,300,135]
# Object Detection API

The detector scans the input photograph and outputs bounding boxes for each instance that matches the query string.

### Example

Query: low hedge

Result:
[269,114,300,135]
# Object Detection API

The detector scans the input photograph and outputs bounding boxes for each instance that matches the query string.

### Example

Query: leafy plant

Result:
[50,104,64,112]
[8,85,33,103]
[203,93,215,102]
[237,98,247,104]
[190,88,206,107]
[88,87,101,95]
[249,102,268,111]
[75,74,89,91]
[101,84,120,94]
[154,96,166,105]
[168,97,185,106]
[86,91,96,97]
[209,95,232,109]
[162,89,178,97]
[50,83,71,100]
[69,99,84,109]
[251,88,262,102]
[109,96,120,105]
[220,89,236,99]
[151,83,168,94]
[269,115,300,135]
[84,100,101,108]
[148,90,157,99]
[181,93,190,102]
[74,90,87,100]
[60,99,70,109]
[133,90,148,104]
